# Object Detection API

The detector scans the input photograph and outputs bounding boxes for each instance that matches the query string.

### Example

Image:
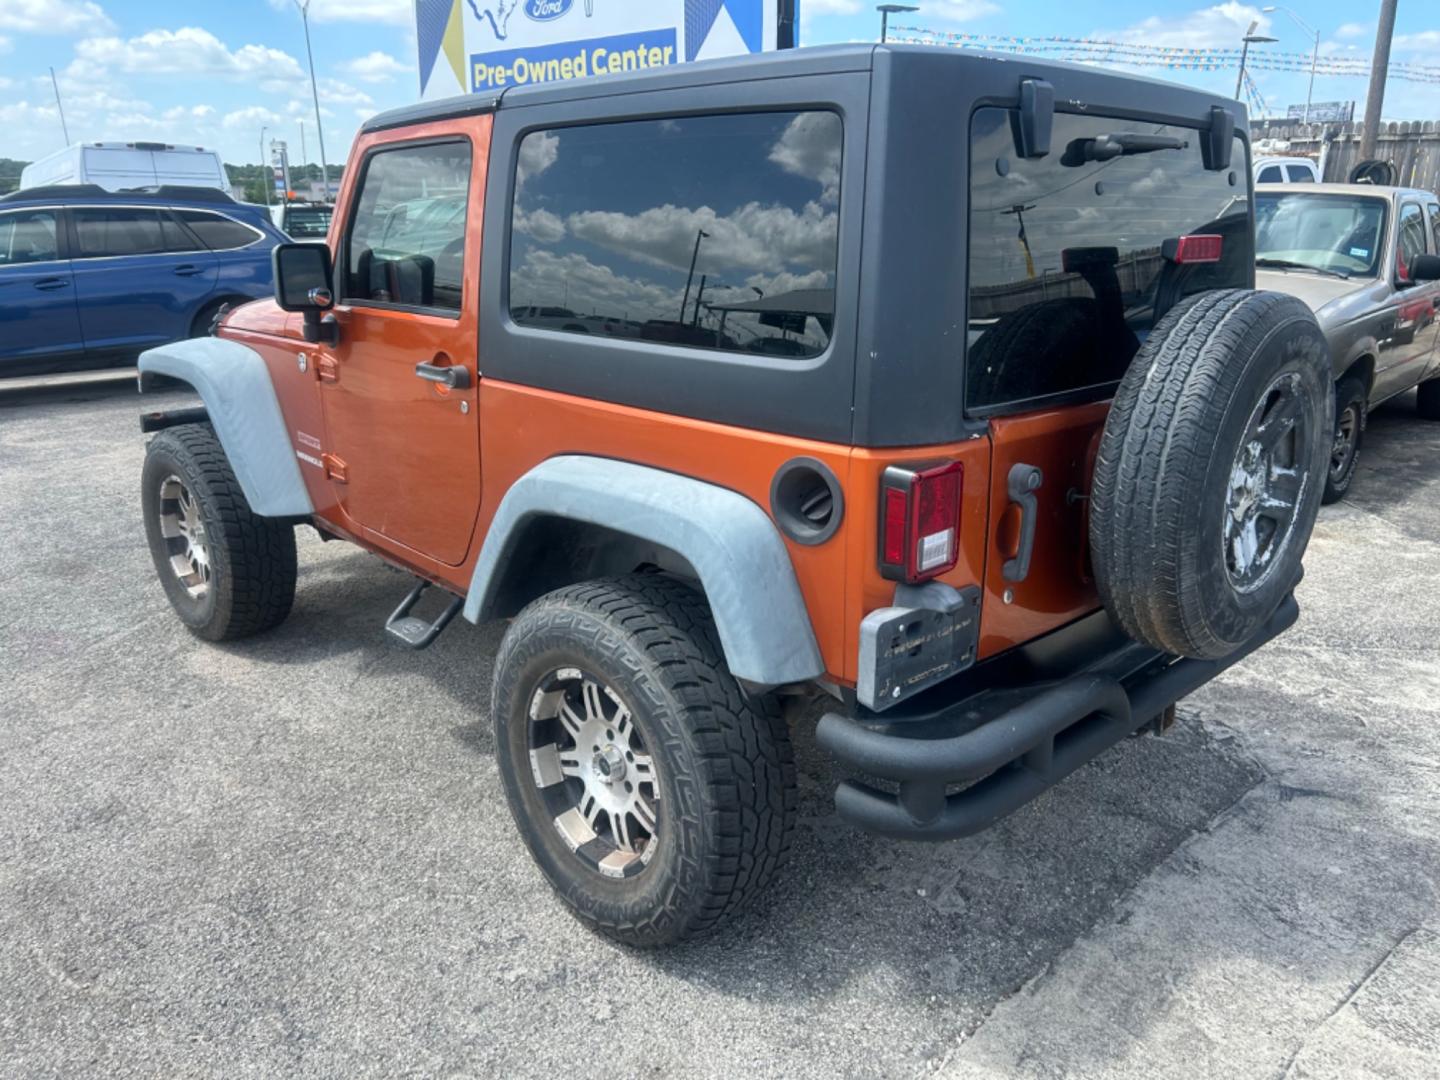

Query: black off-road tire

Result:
[1090,290,1331,659]
[1323,376,1367,504]
[491,574,797,947]
[141,424,297,640]
[1419,378,1440,420]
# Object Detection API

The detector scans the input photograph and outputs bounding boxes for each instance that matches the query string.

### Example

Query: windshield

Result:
[1255,192,1387,278]
[285,205,332,237]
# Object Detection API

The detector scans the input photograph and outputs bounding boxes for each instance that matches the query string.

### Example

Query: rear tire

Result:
[1322,376,1367,504]
[491,574,797,947]
[1090,290,1330,659]
[1419,378,1440,420]
[142,424,297,640]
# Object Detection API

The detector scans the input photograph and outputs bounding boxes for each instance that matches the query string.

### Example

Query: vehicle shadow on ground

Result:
[1343,390,1440,536]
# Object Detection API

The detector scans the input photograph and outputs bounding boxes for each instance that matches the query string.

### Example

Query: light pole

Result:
[679,229,710,323]
[294,0,331,200]
[260,126,272,207]
[877,4,919,44]
[1236,21,1278,104]
[1263,6,1319,123]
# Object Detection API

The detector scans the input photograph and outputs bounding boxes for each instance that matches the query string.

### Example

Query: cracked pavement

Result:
[1,378,1437,1078]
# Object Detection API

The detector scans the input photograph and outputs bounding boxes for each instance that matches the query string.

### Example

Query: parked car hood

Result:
[1255,269,1390,331]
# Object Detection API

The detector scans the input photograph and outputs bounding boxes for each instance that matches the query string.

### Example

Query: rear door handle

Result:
[414,362,471,390]
[1002,463,1044,583]
[173,264,205,277]
[33,277,70,291]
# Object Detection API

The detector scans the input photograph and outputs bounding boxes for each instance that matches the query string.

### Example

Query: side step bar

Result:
[385,580,463,650]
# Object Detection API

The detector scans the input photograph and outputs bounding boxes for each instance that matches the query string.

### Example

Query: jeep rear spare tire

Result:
[1090,290,1330,659]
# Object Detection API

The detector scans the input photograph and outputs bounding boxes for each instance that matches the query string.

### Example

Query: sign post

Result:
[416,0,797,99]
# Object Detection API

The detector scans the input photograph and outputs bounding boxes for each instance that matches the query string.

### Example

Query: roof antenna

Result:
[49,67,70,146]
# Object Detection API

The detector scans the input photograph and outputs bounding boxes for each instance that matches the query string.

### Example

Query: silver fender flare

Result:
[138,338,313,519]
[464,456,825,688]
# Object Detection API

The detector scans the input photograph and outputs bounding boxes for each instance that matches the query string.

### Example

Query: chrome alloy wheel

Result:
[527,667,660,879]
[1223,372,1311,593]
[1329,402,1360,484]
[157,474,211,599]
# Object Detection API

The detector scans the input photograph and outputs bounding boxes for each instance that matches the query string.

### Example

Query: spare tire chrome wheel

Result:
[1090,290,1331,659]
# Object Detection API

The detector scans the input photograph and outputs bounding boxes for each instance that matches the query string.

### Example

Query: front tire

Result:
[491,575,797,947]
[1322,376,1367,504]
[142,424,297,640]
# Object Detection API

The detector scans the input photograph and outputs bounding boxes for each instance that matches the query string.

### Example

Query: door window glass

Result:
[73,208,168,258]
[1258,165,1283,183]
[160,214,203,253]
[344,141,471,313]
[172,210,258,251]
[1397,203,1426,281]
[509,110,842,359]
[967,108,1250,412]
[0,210,60,265]
[1285,164,1316,182]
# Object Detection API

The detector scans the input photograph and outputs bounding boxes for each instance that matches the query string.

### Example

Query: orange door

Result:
[314,125,488,567]
[977,403,1108,658]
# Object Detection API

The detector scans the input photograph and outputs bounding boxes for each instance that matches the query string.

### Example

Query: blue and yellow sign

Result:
[417,0,783,99]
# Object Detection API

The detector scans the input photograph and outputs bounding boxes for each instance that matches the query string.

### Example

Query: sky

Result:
[1,0,1438,169]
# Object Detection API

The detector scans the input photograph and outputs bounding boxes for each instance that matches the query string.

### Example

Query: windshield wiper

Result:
[1061,133,1189,167]
[1256,258,1351,280]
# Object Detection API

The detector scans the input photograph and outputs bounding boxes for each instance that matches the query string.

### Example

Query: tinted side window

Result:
[967,108,1250,412]
[344,141,471,313]
[1258,165,1283,183]
[1397,203,1427,280]
[0,210,60,265]
[1285,164,1316,182]
[509,111,842,359]
[1428,204,1440,254]
[172,210,258,251]
[160,214,203,253]
[73,209,166,258]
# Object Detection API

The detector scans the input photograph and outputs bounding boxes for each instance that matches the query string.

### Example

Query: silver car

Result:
[1255,182,1440,502]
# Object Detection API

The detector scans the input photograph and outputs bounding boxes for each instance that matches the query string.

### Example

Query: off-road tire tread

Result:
[492,574,797,947]
[145,424,297,639]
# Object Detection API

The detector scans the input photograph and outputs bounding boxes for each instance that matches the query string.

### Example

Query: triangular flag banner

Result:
[685,0,763,62]
[416,0,454,94]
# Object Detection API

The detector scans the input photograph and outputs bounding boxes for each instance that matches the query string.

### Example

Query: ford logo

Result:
[525,0,572,20]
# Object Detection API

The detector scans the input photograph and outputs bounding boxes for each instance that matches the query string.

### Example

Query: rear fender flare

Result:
[464,456,825,688]
[138,337,313,519]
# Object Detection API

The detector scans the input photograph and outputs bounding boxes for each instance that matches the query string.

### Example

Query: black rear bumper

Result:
[815,593,1298,841]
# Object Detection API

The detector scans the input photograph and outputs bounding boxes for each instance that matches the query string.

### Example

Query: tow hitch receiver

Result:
[385,580,463,649]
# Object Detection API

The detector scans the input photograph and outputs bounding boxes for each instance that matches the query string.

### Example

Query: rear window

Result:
[509,110,842,359]
[172,210,259,251]
[1285,164,1316,183]
[966,108,1250,413]
[284,205,332,238]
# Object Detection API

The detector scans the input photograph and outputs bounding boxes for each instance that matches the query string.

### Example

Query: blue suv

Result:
[0,184,288,375]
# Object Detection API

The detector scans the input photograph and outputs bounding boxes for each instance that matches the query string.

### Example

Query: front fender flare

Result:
[464,456,825,688]
[139,337,313,519]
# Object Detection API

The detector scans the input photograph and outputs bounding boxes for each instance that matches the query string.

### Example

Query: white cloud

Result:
[1102,3,1270,49]
[267,0,411,24]
[69,28,304,91]
[802,0,861,13]
[1334,23,1369,40]
[341,50,409,83]
[0,34,11,52]
[1394,30,1440,52]
[515,207,567,243]
[223,105,287,130]
[567,200,838,276]
[517,130,559,188]
[318,77,374,108]
[769,112,841,204]
[924,0,1001,22]
[0,0,112,34]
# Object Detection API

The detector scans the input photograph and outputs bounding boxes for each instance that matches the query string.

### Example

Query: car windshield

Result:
[1255,192,1387,278]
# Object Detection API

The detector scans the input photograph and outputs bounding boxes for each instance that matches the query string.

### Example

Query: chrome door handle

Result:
[414,362,470,390]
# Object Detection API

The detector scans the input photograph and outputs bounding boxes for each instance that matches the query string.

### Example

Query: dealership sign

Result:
[415,0,796,99]
[1286,101,1355,123]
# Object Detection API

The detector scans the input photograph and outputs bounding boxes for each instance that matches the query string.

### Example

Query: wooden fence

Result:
[1251,119,1440,192]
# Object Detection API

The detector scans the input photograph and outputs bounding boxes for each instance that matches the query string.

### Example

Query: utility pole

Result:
[1236,21,1277,104]
[679,229,709,322]
[295,0,331,199]
[300,119,308,187]
[49,67,70,145]
[1360,0,1398,160]
[260,127,272,207]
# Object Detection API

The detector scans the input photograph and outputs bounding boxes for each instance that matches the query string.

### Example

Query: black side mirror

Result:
[1409,254,1440,282]
[272,242,339,345]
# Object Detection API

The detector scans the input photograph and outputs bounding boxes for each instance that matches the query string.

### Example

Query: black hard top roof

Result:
[360,42,1243,135]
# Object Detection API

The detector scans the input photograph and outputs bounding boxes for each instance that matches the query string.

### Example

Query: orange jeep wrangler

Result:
[137,46,1331,946]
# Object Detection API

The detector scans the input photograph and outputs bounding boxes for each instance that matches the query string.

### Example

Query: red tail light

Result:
[1164,234,1223,264]
[879,461,963,583]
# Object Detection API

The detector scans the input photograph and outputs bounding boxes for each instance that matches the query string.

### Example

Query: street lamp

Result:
[294,0,331,201]
[1263,5,1320,124]
[259,126,272,207]
[877,4,919,44]
[1236,20,1278,104]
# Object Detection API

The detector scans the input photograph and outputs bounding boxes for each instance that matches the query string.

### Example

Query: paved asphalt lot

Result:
[2,377,1438,1079]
